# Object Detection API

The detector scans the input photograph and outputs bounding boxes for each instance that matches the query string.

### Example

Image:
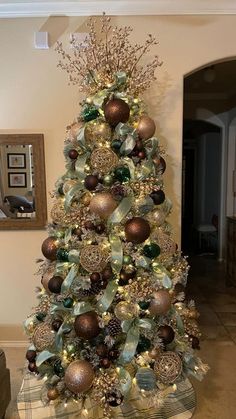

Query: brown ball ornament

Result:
[74,311,101,339]
[100,358,111,369]
[47,387,59,401]
[104,98,130,127]
[125,217,151,244]
[84,175,99,191]
[48,276,64,294]
[89,192,117,219]
[149,290,172,315]
[68,149,78,160]
[26,349,37,363]
[28,361,38,373]
[41,237,58,261]
[137,115,156,140]
[158,325,175,344]
[64,360,94,394]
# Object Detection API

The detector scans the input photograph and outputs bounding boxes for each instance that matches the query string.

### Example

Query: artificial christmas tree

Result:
[22,15,208,419]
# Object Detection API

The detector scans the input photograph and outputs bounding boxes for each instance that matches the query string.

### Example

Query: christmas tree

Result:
[24,15,208,418]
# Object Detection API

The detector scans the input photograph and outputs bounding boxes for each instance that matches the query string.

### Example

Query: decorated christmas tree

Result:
[24,15,208,418]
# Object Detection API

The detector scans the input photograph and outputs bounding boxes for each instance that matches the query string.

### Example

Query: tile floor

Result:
[4,255,236,418]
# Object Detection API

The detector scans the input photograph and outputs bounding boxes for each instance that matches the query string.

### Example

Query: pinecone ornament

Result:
[107,317,122,337]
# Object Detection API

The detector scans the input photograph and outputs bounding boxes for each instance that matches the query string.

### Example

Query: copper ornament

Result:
[64,360,95,394]
[41,237,58,261]
[104,98,130,127]
[137,115,156,140]
[74,311,101,339]
[89,192,117,219]
[125,217,151,244]
[149,290,172,315]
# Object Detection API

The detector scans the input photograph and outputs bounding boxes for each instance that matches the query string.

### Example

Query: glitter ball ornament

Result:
[62,179,78,194]
[90,147,118,175]
[143,243,160,259]
[149,290,172,315]
[84,119,112,148]
[114,166,131,183]
[148,209,166,227]
[48,276,64,294]
[33,323,55,351]
[64,360,95,393]
[74,311,100,339]
[107,317,122,336]
[136,367,157,391]
[47,388,59,401]
[82,105,99,122]
[125,217,151,244]
[158,325,175,344]
[154,352,182,384]
[104,98,130,127]
[114,301,139,321]
[41,237,58,261]
[153,229,176,256]
[89,192,117,219]
[137,115,156,140]
[80,245,108,272]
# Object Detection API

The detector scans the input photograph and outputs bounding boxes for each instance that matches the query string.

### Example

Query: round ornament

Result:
[150,190,165,205]
[68,149,78,160]
[114,301,139,321]
[63,297,74,308]
[125,217,151,244]
[189,335,200,350]
[90,147,118,175]
[149,290,172,316]
[148,209,166,227]
[54,360,64,376]
[41,237,58,261]
[102,265,113,281]
[47,388,59,401]
[41,264,55,293]
[153,156,166,174]
[52,319,63,332]
[82,106,99,122]
[56,248,69,262]
[48,276,64,294]
[136,336,151,353]
[84,175,99,191]
[28,362,38,373]
[104,98,130,127]
[26,350,36,363]
[136,367,157,391]
[96,344,108,358]
[137,115,156,140]
[152,229,176,256]
[64,360,94,394]
[68,121,83,139]
[103,174,114,186]
[84,120,112,148]
[111,139,122,153]
[62,179,78,194]
[100,358,111,369]
[114,166,131,183]
[80,245,108,273]
[154,352,182,385]
[74,311,100,339]
[95,223,106,234]
[33,323,55,351]
[143,243,160,259]
[89,192,117,219]
[158,325,175,344]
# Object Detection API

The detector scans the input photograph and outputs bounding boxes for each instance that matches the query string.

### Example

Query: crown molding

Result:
[1,1,236,18]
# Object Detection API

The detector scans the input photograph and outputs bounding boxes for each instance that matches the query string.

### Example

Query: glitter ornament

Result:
[149,290,172,315]
[64,360,95,393]
[89,192,117,219]
[137,115,156,140]
[104,98,130,127]
[90,147,118,175]
[154,352,182,384]
[152,229,176,256]
[143,243,160,259]
[114,301,139,321]
[148,209,166,227]
[84,119,112,148]
[74,311,100,339]
[33,323,55,351]
[62,179,78,194]
[114,166,131,183]
[82,105,99,122]
[136,367,157,391]
[125,217,151,244]
[41,237,58,261]
[80,245,108,272]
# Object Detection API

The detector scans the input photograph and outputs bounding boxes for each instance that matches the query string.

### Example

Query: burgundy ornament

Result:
[26,350,36,363]
[150,190,165,205]
[68,149,79,160]
[84,175,99,191]
[158,325,175,345]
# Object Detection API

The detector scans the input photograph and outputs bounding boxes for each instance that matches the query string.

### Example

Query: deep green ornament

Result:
[111,140,122,153]
[114,166,131,183]
[103,174,114,186]
[138,301,150,310]
[82,106,99,122]
[136,336,151,353]
[143,243,161,259]
[123,255,132,265]
[54,360,64,376]
[36,312,46,322]
[56,248,69,262]
[63,297,74,308]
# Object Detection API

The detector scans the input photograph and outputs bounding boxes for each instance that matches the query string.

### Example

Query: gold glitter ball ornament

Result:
[154,351,182,385]
[33,323,55,351]
[114,301,139,321]
[47,387,59,401]
[148,209,166,227]
[90,147,118,175]
[152,228,176,255]
[149,290,172,315]
[80,244,108,272]
[84,119,112,148]
[51,199,85,226]
[89,192,117,219]
[137,115,156,140]
[64,360,95,394]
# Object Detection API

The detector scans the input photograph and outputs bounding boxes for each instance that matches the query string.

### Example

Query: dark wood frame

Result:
[8,172,27,188]
[7,152,26,169]
[0,134,47,229]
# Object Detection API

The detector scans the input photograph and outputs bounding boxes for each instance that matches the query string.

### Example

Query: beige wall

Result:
[1,15,236,339]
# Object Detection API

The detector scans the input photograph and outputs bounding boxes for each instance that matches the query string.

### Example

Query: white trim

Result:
[0,340,28,348]
[1,1,236,18]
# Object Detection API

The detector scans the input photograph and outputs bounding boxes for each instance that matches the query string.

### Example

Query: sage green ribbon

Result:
[137,158,154,180]
[36,350,55,367]
[73,301,93,315]
[55,322,73,351]
[144,137,159,158]
[109,234,123,274]
[120,134,136,155]
[74,152,88,180]
[76,127,86,148]
[96,280,118,313]
[55,261,69,276]
[61,264,78,293]
[92,71,127,108]
[64,182,83,211]
[136,255,152,269]
[68,249,80,264]
[64,227,72,244]
[118,367,132,396]
[119,318,153,365]
[122,157,136,179]
[108,196,134,224]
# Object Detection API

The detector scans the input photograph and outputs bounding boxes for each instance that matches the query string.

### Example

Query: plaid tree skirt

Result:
[17,373,196,419]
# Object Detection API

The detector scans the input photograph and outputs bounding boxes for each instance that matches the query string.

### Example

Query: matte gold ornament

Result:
[64,360,95,394]
[154,351,182,384]
[80,245,108,272]
[63,179,78,194]
[137,115,156,140]
[33,323,55,351]
[90,147,118,174]
[149,290,172,315]
[89,192,117,219]
[114,301,139,321]
[84,119,112,148]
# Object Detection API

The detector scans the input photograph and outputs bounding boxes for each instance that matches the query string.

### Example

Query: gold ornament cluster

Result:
[124,277,153,302]
[51,199,87,226]
[131,176,161,197]
[90,147,118,175]
[154,352,182,385]
[80,244,109,272]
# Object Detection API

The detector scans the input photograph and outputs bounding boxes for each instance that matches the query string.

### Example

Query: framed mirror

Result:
[0,134,47,229]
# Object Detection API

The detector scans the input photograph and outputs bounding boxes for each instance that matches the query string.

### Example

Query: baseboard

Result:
[0,324,28,348]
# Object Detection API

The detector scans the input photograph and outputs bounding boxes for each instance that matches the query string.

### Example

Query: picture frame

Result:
[8,172,27,188]
[7,153,26,169]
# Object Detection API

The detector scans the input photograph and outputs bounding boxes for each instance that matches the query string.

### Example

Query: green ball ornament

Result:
[63,297,74,308]
[137,336,151,353]
[111,140,122,153]
[82,106,99,122]
[123,255,132,265]
[36,312,46,322]
[54,360,65,376]
[143,243,161,259]
[114,166,131,183]
[103,174,114,186]
[56,248,69,262]
[138,301,150,310]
